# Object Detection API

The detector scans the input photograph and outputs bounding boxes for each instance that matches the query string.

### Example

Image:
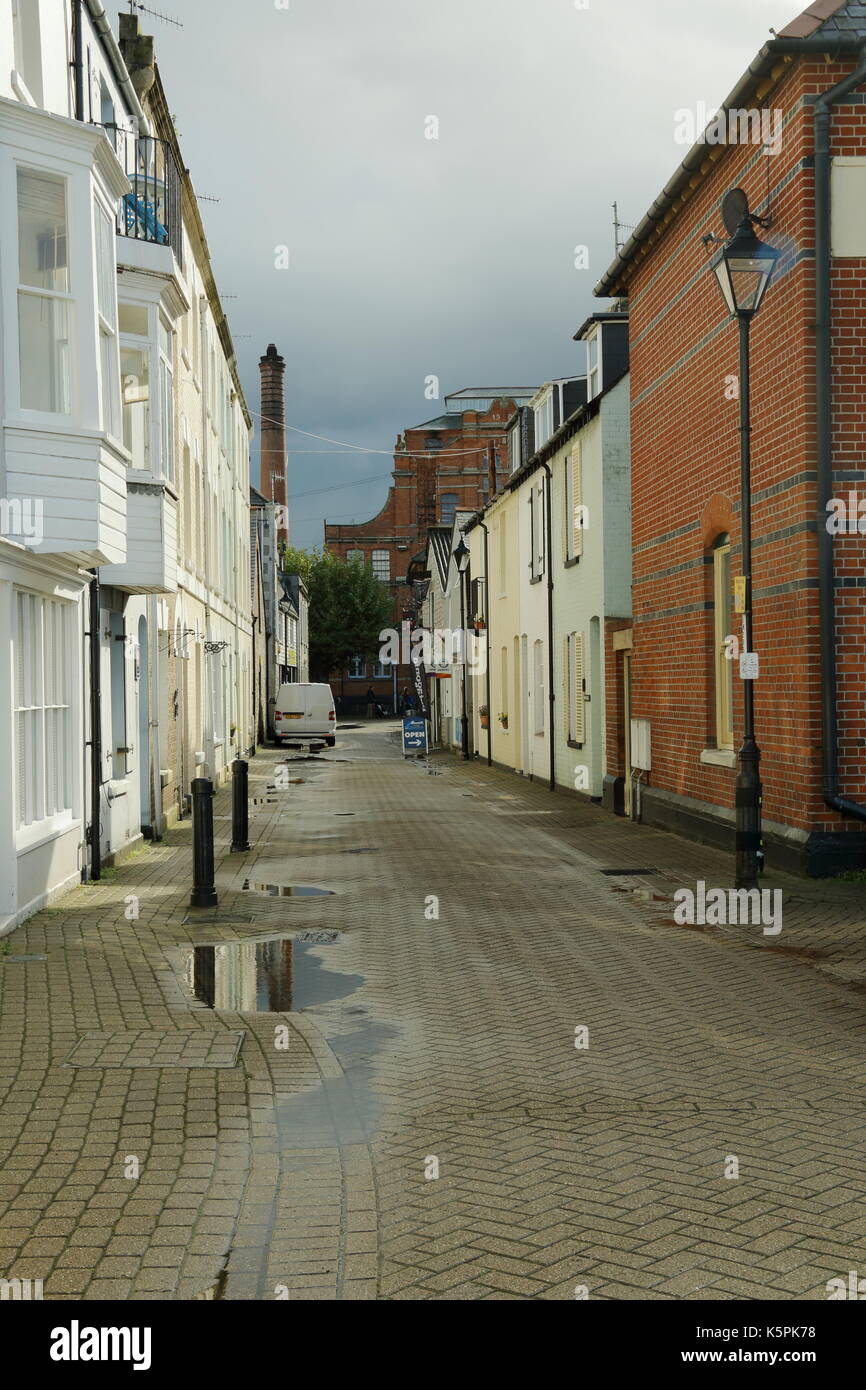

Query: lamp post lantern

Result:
[453,535,470,760]
[709,208,781,889]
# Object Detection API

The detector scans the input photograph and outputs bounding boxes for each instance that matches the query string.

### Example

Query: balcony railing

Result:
[104,125,182,268]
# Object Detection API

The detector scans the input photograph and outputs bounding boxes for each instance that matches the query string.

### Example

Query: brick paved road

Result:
[0,722,864,1300]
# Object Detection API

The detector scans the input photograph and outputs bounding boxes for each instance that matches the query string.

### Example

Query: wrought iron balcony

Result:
[104,125,182,267]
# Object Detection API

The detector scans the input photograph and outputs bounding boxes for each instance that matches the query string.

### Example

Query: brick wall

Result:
[614,58,866,857]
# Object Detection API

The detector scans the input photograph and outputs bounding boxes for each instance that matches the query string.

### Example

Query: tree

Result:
[282,545,392,681]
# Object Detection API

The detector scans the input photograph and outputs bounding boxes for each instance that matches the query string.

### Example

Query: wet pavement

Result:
[0,720,865,1299]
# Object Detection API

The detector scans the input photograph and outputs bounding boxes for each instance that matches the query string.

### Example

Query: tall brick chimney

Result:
[259,343,288,546]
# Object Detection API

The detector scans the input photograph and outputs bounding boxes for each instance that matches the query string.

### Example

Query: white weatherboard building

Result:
[465,313,631,798]
[0,3,255,930]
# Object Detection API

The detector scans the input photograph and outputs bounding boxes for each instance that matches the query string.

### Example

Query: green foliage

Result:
[282,545,392,680]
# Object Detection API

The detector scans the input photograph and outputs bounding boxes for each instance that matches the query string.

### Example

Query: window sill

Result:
[529,575,543,586]
[564,556,581,569]
[567,739,584,750]
[16,811,78,855]
[700,747,736,769]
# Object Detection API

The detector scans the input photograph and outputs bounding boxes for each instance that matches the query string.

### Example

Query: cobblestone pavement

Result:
[1,722,864,1300]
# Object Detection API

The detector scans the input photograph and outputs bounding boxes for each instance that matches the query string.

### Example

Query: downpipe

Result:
[814,49,866,825]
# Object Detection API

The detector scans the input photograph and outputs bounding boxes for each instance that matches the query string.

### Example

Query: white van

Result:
[274,682,337,747]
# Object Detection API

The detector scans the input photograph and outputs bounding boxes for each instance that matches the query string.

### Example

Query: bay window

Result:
[17,167,72,413]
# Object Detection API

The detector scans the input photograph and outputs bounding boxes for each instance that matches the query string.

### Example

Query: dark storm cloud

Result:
[154,0,800,547]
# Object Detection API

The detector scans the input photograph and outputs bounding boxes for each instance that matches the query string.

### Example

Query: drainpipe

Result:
[815,48,866,825]
[88,571,102,880]
[83,0,151,134]
[539,462,556,792]
[478,519,492,767]
[72,0,85,120]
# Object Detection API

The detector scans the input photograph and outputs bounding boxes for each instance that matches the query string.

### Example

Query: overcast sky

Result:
[153,0,803,549]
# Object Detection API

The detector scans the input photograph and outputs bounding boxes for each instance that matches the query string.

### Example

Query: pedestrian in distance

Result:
[365,686,376,720]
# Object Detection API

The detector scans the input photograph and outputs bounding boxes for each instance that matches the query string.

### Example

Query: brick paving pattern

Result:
[0,722,864,1300]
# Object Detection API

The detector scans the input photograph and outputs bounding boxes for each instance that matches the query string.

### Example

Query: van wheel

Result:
[326,736,336,748]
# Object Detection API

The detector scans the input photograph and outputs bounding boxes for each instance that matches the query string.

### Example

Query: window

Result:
[533,638,545,736]
[373,659,390,679]
[372,549,390,581]
[158,318,174,483]
[347,654,366,679]
[498,514,507,594]
[530,480,545,579]
[14,592,74,829]
[108,612,128,780]
[440,494,459,525]
[564,443,583,561]
[95,200,120,438]
[500,646,508,721]
[565,631,585,744]
[534,394,553,449]
[17,168,72,413]
[509,426,521,475]
[346,549,364,565]
[12,0,43,104]
[587,329,601,399]
[713,537,734,750]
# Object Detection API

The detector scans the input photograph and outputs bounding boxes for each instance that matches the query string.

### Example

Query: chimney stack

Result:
[259,343,288,547]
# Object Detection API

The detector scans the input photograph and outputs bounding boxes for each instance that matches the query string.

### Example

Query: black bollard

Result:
[230,759,250,853]
[190,777,218,908]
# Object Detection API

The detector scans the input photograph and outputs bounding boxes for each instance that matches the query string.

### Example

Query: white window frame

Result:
[158,315,175,485]
[16,165,74,418]
[371,549,390,581]
[347,654,366,680]
[94,194,120,441]
[533,638,545,736]
[14,591,76,838]
[714,538,734,751]
[587,327,602,399]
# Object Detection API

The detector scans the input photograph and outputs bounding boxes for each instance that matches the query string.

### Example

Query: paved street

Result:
[1,722,865,1301]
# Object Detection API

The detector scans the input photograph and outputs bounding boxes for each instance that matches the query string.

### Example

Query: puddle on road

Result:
[189,935,362,1012]
[242,880,334,898]
[277,1019,400,1149]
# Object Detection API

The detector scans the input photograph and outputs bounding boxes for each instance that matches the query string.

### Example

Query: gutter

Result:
[814,46,866,825]
[72,0,85,120]
[595,35,865,298]
[83,0,151,135]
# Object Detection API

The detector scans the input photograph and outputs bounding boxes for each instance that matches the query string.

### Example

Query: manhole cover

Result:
[297,930,340,944]
[63,1029,245,1069]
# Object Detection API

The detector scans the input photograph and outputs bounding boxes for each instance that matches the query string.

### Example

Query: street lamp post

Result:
[709,209,781,889]
[453,535,470,760]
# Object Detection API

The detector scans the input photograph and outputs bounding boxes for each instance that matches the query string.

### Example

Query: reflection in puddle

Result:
[188,936,362,1012]
[242,880,334,897]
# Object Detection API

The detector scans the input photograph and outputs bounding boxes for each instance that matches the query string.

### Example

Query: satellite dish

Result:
[721,188,750,237]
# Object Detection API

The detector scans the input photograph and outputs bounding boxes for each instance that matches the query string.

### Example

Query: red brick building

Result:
[325,387,536,710]
[595,0,866,875]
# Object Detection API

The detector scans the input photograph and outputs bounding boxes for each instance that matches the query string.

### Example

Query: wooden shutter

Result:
[573,632,585,743]
[563,635,571,739]
[571,445,583,558]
